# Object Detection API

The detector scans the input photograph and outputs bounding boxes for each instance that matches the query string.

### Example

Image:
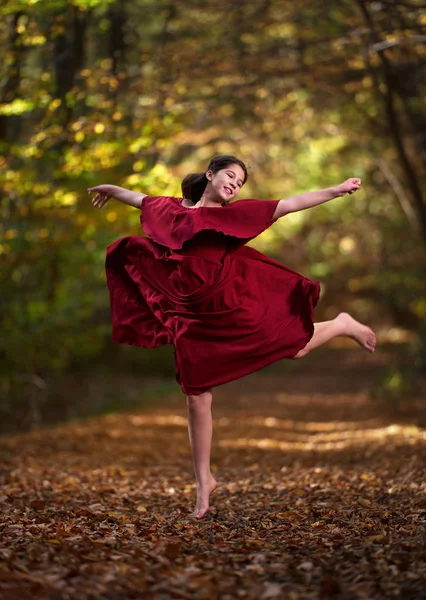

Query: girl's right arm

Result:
[88,184,147,209]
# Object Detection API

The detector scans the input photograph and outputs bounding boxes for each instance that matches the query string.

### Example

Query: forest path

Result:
[1,347,425,599]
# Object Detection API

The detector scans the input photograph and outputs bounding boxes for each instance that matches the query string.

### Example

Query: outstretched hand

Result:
[88,185,112,209]
[336,178,361,196]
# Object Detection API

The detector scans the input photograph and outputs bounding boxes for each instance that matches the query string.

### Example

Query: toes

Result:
[364,329,376,351]
[194,507,209,519]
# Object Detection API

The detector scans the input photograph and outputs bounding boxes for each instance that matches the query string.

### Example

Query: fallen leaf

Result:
[298,561,314,571]
[261,582,283,599]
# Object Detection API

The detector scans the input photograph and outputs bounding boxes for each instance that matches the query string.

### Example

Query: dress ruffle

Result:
[106,237,173,348]
[106,196,320,395]
[140,196,280,249]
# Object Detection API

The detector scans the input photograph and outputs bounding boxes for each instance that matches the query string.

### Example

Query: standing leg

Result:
[294,312,376,358]
[186,388,217,519]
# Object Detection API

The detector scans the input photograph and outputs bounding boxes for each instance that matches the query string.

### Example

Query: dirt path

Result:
[1,348,426,599]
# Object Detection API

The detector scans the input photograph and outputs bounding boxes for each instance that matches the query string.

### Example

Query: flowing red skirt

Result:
[106,227,319,395]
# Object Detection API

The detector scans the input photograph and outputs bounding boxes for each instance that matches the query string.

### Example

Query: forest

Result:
[1,0,426,426]
[1,1,426,599]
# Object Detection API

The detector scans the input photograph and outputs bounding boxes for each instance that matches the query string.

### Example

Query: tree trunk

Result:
[356,0,426,247]
[0,12,24,142]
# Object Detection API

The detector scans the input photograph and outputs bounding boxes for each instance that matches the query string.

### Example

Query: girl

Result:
[88,155,376,519]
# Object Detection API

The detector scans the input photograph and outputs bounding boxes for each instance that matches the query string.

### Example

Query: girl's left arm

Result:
[272,178,361,219]
[88,184,147,209]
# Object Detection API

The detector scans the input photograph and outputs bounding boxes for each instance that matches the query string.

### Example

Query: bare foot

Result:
[337,312,376,352]
[193,476,217,519]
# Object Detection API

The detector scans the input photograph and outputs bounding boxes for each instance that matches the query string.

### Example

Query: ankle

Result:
[196,474,216,489]
[335,312,351,334]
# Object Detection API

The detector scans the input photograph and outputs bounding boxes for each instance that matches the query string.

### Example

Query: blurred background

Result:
[1,0,425,432]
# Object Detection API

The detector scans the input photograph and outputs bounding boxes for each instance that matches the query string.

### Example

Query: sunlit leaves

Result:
[0,98,33,115]
[0,0,424,418]
[124,162,178,193]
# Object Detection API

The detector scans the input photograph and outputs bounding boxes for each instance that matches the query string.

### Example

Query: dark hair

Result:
[181,155,248,204]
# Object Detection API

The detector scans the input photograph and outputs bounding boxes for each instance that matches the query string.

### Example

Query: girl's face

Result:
[206,163,246,203]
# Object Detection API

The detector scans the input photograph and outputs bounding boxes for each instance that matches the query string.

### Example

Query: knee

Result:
[186,391,212,411]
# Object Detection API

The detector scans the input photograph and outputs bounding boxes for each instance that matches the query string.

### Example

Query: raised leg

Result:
[294,312,376,358]
[186,389,217,519]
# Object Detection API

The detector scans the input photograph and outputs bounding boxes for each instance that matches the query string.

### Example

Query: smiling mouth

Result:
[224,186,233,195]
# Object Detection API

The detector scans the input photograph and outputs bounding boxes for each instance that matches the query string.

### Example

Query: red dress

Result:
[105,196,320,395]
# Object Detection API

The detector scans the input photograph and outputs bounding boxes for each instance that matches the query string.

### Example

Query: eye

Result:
[226,171,242,187]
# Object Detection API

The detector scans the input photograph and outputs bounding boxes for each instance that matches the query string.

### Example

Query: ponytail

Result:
[181,172,208,204]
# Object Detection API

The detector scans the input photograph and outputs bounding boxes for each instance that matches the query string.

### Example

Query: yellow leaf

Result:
[359,498,372,507]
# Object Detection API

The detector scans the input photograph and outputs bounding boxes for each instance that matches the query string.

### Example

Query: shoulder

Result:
[142,195,181,208]
[228,198,274,206]
[229,199,260,206]
[227,198,280,212]
[143,195,180,202]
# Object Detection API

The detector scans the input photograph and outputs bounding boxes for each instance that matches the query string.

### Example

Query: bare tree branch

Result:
[377,157,419,231]
[356,0,426,245]
[370,35,426,53]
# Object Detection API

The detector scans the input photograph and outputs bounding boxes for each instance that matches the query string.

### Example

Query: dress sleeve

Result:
[140,196,280,250]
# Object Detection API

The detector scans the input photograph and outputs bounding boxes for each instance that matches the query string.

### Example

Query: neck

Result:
[197,188,221,208]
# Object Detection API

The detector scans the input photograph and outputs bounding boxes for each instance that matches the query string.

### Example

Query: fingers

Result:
[88,186,110,208]
[87,186,103,195]
[347,178,361,194]
[91,192,109,208]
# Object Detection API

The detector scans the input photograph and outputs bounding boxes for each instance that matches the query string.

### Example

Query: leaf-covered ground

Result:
[1,349,426,600]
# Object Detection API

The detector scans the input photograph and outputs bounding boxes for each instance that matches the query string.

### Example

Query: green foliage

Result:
[0,0,425,425]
